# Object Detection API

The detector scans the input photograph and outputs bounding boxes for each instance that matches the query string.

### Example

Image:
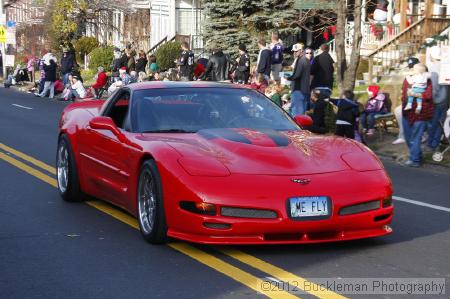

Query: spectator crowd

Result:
[2,30,449,168]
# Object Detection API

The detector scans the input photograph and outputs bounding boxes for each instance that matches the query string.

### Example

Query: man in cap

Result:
[392,57,420,145]
[400,58,434,167]
[286,43,311,116]
[235,44,250,84]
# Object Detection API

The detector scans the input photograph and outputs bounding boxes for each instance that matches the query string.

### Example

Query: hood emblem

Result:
[291,178,311,185]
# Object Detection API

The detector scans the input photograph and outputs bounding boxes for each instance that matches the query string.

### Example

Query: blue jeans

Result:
[402,118,427,163]
[62,73,70,86]
[360,112,385,129]
[290,90,307,117]
[407,86,425,107]
[427,103,448,150]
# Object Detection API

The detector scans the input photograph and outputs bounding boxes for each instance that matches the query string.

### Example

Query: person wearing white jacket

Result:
[62,75,86,101]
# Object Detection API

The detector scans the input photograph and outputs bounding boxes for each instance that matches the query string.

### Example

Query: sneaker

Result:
[366,129,375,135]
[404,103,412,111]
[392,138,405,145]
[404,160,421,167]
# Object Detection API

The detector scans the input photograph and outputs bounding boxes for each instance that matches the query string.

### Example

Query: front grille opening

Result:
[264,233,302,241]
[221,207,278,219]
[374,214,391,222]
[203,222,231,230]
[339,200,380,216]
[307,231,339,240]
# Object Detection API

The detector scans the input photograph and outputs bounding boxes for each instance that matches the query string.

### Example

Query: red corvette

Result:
[56,82,393,244]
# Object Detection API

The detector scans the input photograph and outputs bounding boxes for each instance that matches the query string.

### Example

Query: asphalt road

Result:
[1,88,449,299]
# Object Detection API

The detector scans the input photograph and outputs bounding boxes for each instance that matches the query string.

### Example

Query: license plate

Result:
[289,196,330,218]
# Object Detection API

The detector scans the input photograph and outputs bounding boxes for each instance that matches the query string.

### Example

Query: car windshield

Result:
[132,87,298,133]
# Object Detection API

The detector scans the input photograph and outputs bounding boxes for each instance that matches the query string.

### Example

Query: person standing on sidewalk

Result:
[37,56,57,99]
[235,44,250,84]
[401,63,434,167]
[256,38,272,83]
[60,46,76,87]
[426,50,449,152]
[310,43,334,97]
[287,43,311,116]
[177,42,195,81]
[201,45,230,82]
[270,31,284,84]
[392,57,420,145]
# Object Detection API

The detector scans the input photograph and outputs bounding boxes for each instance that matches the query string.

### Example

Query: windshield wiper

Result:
[142,129,195,133]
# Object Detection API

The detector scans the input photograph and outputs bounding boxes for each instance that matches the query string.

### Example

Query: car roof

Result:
[129,81,250,91]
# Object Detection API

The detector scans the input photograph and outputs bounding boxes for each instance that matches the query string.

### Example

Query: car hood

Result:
[140,128,364,175]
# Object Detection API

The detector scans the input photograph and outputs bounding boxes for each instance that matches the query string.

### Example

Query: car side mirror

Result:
[293,114,313,128]
[89,116,143,150]
[89,116,126,141]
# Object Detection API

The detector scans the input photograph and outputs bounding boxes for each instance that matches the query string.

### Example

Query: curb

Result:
[374,150,450,169]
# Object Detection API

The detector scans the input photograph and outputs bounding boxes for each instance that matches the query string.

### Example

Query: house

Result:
[150,0,204,51]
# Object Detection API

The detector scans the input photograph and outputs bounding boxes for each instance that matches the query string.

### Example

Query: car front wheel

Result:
[137,160,167,244]
[56,134,82,202]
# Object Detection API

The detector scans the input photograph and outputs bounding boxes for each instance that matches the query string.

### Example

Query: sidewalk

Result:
[364,129,450,168]
[2,81,449,168]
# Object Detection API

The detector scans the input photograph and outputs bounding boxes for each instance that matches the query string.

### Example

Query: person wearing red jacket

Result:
[401,63,434,167]
[91,66,107,98]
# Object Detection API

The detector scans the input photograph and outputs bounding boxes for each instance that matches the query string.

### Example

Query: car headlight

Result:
[178,157,230,177]
[341,152,383,171]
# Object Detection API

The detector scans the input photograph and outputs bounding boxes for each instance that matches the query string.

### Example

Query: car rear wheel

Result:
[137,160,167,244]
[56,134,82,202]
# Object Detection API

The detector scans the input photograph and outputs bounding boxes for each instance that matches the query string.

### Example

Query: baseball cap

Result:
[292,43,304,52]
[407,57,419,68]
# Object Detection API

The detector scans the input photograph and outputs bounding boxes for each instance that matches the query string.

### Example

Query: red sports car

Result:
[56,82,393,244]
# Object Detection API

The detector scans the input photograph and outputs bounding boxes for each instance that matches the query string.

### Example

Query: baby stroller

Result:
[432,116,450,162]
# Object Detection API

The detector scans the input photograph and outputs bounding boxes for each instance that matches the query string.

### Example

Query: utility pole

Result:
[0,0,7,79]
[0,0,6,79]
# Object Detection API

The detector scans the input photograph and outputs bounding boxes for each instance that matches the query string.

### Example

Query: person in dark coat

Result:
[60,47,76,86]
[305,89,329,134]
[126,49,136,72]
[328,90,360,139]
[111,48,124,80]
[235,44,250,84]
[37,57,57,98]
[256,38,272,82]
[201,46,231,82]
[176,42,195,81]
[135,50,148,73]
[287,43,311,116]
[310,43,335,97]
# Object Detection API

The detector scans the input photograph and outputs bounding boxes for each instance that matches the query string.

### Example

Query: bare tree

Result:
[293,1,364,92]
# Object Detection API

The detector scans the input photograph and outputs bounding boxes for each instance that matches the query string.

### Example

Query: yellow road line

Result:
[86,201,139,230]
[219,248,348,299]
[169,243,298,299]
[0,148,300,299]
[0,152,57,188]
[0,142,56,175]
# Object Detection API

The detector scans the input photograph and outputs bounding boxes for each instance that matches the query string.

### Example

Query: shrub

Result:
[357,58,369,80]
[89,46,114,72]
[155,41,181,70]
[74,37,99,62]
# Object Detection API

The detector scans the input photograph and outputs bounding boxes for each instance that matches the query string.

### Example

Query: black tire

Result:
[137,160,168,244]
[56,134,82,202]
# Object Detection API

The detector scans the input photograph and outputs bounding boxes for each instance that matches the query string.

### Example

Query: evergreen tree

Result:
[203,0,251,59]
[203,0,300,60]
